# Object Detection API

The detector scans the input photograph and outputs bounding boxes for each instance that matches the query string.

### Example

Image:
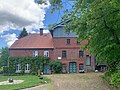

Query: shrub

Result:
[110,73,120,87]
[49,61,62,73]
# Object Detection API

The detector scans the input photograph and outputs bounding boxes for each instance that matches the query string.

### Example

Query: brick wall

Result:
[53,37,95,73]
[9,49,54,60]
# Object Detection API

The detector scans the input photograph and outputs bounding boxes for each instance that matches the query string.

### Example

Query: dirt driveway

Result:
[22,73,111,90]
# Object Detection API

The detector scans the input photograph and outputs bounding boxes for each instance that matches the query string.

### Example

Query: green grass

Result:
[0,75,50,90]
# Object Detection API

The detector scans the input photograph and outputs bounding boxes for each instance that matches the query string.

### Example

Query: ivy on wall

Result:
[7,56,49,75]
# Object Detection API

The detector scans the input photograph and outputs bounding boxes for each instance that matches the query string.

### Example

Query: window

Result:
[44,51,49,57]
[79,64,84,70]
[62,50,67,58]
[62,64,67,73]
[79,51,84,58]
[32,51,38,56]
[77,39,80,44]
[25,64,30,71]
[25,64,30,73]
[86,55,91,66]
[67,39,70,44]
[16,64,21,73]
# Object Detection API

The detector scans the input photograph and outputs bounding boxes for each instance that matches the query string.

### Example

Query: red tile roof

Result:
[10,34,54,49]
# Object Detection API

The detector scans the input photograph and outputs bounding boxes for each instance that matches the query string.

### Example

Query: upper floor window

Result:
[67,39,70,44]
[32,51,38,56]
[79,51,84,58]
[44,51,49,57]
[62,50,67,58]
[77,39,80,44]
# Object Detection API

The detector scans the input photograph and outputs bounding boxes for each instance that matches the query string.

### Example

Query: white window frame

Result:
[44,51,49,57]
[16,64,21,73]
[32,51,38,56]
[25,64,30,73]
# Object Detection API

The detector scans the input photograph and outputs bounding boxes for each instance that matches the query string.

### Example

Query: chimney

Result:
[40,28,43,35]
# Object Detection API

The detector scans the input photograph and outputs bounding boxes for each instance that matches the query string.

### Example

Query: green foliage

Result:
[3,66,9,74]
[7,56,49,75]
[0,47,9,68]
[49,61,62,73]
[110,73,120,87]
[62,0,120,74]
[18,28,28,39]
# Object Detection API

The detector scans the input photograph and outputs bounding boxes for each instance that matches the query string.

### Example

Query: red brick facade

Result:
[9,27,95,74]
[53,38,95,73]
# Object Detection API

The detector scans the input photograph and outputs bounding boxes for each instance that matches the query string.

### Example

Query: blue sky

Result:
[0,0,73,48]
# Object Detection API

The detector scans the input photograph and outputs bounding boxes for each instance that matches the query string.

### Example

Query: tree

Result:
[0,47,9,68]
[18,28,28,39]
[50,0,120,74]
[49,61,62,73]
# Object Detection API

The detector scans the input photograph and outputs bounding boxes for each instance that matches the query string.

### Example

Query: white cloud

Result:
[0,0,50,34]
[0,0,50,46]
[1,33,18,47]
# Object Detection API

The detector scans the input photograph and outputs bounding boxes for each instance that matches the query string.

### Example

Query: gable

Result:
[52,26,77,38]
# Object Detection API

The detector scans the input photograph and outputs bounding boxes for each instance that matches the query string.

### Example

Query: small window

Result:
[62,50,67,58]
[77,39,80,44]
[62,64,67,73]
[79,64,84,70]
[79,51,84,58]
[25,64,30,71]
[67,39,70,44]
[44,51,49,57]
[32,51,38,56]
[86,55,91,66]
[16,64,21,72]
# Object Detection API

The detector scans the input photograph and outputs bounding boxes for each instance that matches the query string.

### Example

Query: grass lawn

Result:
[0,75,50,90]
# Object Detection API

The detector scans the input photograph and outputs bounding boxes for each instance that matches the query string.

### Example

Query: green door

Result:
[69,62,76,73]
[43,64,49,74]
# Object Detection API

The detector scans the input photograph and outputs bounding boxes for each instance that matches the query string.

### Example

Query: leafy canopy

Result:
[50,0,120,72]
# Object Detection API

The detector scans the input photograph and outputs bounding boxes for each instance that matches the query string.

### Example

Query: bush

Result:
[110,73,120,87]
[49,61,62,73]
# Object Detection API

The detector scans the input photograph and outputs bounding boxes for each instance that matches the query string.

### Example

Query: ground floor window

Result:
[16,64,21,73]
[69,62,76,73]
[79,64,84,70]
[25,64,30,73]
[62,64,67,73]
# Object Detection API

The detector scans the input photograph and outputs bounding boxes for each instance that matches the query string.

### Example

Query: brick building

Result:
[9,24,95,74]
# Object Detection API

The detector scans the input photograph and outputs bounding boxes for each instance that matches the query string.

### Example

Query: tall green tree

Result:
[50,0,120,74]
[18,28,28,39]
[0,47,9,68]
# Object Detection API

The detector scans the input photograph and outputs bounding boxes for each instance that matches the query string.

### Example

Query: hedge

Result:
[7,56,49,75]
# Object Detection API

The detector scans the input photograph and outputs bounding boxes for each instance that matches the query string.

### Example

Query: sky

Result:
[0,0,73,48]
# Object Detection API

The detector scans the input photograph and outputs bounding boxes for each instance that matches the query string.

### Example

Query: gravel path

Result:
[22,73,111,90]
